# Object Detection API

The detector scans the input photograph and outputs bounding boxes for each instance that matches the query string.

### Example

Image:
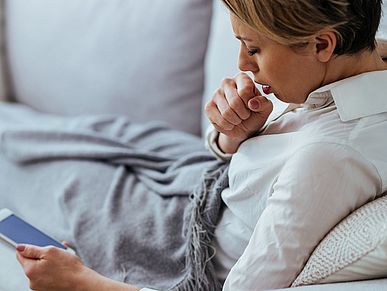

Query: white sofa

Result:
[0,1,387,290]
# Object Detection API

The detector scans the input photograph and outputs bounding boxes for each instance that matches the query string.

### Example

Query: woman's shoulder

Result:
[300,107,387,151]
[290,112,387,189]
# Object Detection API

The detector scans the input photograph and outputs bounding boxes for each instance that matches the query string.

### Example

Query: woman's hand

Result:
[16,244,139,291]
[205,72,273,154]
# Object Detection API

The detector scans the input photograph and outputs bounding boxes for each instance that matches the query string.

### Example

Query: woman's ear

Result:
[314,31,337,62]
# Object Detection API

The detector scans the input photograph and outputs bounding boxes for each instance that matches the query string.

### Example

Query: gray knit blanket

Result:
[0,103,229,290]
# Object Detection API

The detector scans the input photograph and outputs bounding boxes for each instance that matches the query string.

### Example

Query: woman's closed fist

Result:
[205,72,273,153]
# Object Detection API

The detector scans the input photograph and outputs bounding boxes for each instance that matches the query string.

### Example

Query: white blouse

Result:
[212,70,387,290]
[143,70,387,290]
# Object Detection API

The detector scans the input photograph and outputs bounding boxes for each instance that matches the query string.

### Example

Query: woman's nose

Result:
[238,47,258,72]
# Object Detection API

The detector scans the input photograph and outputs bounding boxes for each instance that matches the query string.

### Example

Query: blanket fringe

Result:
[172,162,229,291]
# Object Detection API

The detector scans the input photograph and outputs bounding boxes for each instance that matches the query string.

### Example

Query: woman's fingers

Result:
[234,72,260,105]
[242,96,273,131]
[214,87,243,125]
[62,241,71,248]
[205,99,234,131]
[15,245,43,283]
[206,73,273,140]
[16,244,84,289]
[16,244,42,259]
[222,77,251,120]
[16,251,29,266]
[247,96,273,114]
[206,73,257,130]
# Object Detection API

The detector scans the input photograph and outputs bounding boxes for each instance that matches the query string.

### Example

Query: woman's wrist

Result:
[218,133,244,154]
[77,266,140,291]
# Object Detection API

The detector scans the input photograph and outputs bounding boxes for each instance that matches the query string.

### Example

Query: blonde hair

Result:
[222,0,382,54]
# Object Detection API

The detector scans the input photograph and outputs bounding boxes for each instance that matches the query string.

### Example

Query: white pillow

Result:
[292,194,387,287]
[5,0,212,135]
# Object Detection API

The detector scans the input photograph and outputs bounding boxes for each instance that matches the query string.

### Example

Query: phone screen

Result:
[0,214,66,249]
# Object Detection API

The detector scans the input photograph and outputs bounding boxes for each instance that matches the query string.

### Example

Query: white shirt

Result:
[213,70,387,290]
[143,70,387,291]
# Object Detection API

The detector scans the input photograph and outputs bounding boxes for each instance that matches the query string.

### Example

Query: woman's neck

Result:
[322,49,387,86]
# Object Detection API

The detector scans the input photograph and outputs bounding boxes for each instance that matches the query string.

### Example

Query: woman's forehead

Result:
[230,15,266,43]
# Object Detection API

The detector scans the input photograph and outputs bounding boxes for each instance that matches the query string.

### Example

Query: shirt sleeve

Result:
[205,125,233,161]
[222,142,382,291]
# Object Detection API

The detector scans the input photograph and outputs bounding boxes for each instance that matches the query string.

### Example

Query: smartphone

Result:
[0,208,74,253]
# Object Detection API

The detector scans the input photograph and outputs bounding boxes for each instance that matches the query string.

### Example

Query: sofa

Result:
[0,0,387,290]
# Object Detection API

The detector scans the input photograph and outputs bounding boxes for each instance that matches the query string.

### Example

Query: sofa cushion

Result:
[201,0,239,135]
[5,0,212,135]
[292,194,387,287]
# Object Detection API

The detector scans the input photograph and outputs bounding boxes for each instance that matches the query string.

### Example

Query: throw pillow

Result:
[292,194,387,287]
[5,0,212,135]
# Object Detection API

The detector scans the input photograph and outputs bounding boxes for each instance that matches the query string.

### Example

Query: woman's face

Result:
[231,14,326,104]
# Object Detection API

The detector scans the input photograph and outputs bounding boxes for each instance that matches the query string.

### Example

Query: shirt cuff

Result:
[205,125,233,161]
[140,288,159,291]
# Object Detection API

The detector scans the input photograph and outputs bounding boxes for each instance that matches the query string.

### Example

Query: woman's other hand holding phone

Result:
[16,244,139,291]
[205,72,273,154]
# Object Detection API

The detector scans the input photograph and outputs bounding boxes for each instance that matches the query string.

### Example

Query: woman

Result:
[15,0,387,290]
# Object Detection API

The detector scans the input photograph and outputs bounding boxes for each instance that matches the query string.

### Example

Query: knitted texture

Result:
[293,195,387,287]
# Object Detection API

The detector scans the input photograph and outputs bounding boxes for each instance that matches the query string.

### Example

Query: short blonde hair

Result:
[222,0,382,55]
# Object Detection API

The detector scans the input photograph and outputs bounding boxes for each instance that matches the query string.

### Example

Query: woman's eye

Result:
[247,49,259,56]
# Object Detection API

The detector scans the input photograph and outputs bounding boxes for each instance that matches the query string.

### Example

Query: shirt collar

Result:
[302,70,387,121]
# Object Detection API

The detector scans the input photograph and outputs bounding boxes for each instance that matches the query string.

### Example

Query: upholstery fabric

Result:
[201,0,239,135]
[5,0,212,135]
[292,195,387,287]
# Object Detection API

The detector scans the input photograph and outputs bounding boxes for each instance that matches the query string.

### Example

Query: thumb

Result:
[248,96,273,115]
[16,244,43,259]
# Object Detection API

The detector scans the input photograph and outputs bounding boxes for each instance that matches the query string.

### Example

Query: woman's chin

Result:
[273,91,309,104]
[272,92,287,103]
